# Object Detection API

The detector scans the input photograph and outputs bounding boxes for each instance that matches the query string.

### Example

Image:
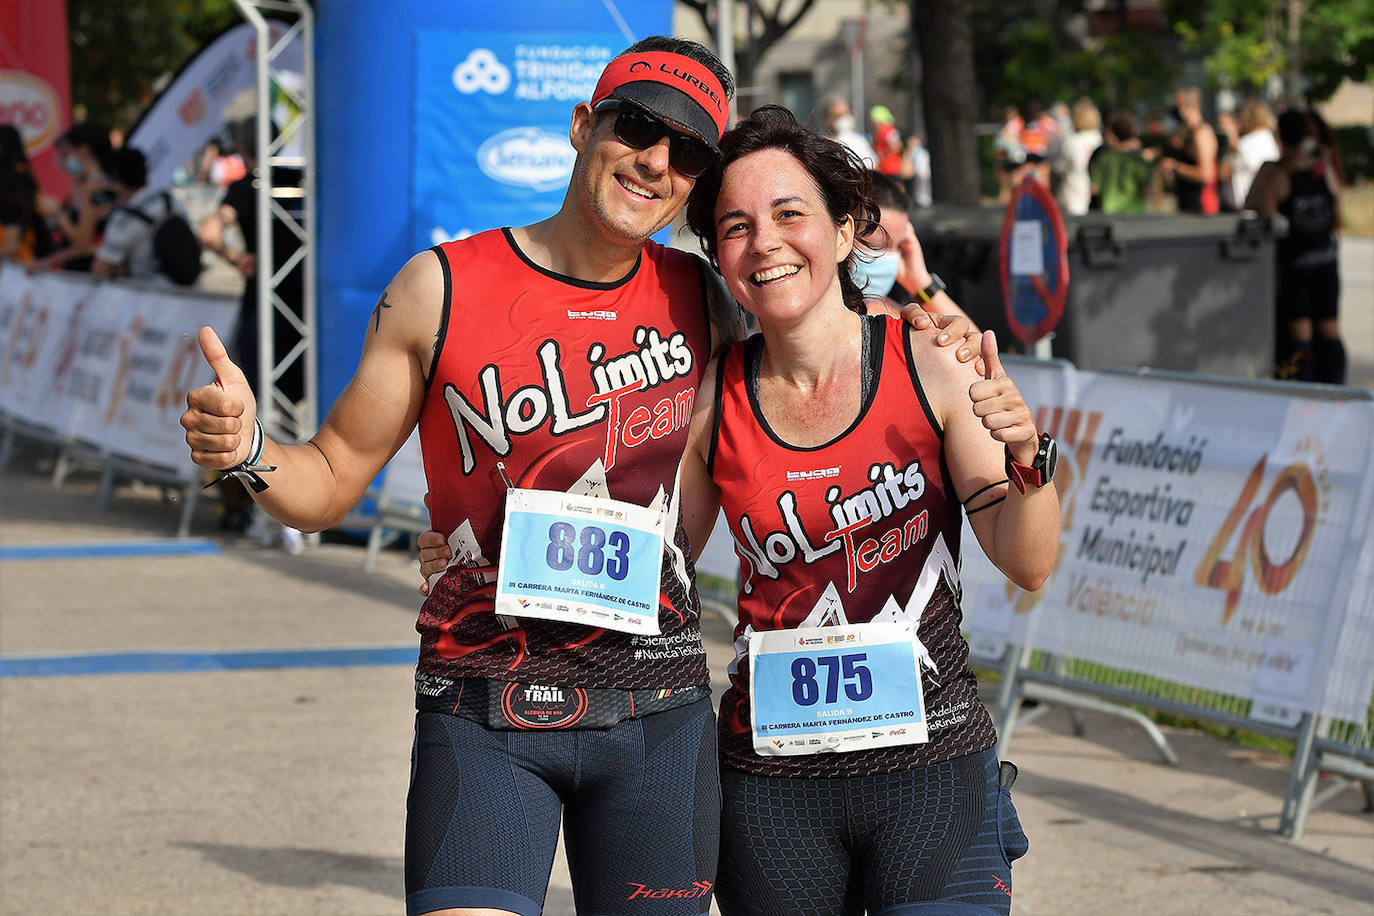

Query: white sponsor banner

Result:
[99,289,233,476]
[961,361,1374,722]
[0,265,238,480]
[0,266,80,429]
[126,21,303,188]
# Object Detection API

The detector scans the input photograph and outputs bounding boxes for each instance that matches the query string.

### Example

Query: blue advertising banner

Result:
[413,31,623,253]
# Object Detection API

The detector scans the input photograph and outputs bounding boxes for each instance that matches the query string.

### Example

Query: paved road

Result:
[3,216,1370,913]
[1,459,1370,915]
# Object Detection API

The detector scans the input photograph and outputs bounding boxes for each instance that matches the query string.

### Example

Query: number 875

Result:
[791,653,873,706]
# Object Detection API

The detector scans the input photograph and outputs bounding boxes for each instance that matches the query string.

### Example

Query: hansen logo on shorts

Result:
[444,329,696,474]
[626,880,712,900]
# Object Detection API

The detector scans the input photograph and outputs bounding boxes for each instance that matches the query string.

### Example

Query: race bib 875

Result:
[749,621,929,755]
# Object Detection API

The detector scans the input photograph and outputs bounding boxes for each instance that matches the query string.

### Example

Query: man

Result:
[823,95,877,167]
[183,36,976,916]
[1160,87,1219,214]
[92,146,185,283]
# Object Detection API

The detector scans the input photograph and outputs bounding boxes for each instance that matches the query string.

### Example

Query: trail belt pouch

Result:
[749,621,929,756]
[429,679,713,731]
[495,487,667,635]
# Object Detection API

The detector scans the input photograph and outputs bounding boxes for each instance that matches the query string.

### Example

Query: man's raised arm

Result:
[182,249,443,532]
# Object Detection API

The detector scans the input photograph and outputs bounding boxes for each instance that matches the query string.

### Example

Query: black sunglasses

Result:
[598,101,716,179]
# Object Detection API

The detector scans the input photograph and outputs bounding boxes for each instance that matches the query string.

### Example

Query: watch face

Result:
[1036,435,1057,484]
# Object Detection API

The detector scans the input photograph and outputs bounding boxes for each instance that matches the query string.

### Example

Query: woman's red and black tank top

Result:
[709,315,996,777]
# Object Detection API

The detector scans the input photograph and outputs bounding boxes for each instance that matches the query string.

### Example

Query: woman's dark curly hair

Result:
[684,105,881,313]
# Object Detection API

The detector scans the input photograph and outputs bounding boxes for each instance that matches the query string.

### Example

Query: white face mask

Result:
[852,251,901,298]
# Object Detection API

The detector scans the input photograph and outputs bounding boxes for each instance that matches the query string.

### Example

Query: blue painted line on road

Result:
[0,646,418,678]
[0,539,223,561]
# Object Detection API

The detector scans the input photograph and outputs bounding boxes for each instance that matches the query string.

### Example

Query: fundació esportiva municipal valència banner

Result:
[961,360,1374,726]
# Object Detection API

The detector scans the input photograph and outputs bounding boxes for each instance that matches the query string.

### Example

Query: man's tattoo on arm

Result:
[371,292,392,333]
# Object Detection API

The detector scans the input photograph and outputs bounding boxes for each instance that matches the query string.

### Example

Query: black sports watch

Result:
[914,273,946,304]
[1005,433,1057,494]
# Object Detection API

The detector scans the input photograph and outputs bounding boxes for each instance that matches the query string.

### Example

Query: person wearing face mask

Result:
[857,171,975,328]
[36,122,117,272]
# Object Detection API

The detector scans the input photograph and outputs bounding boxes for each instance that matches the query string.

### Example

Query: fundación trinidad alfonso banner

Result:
[0,0,73,199]
[412,30,627,252]
[959,360,1374,726]
[127,20,304,190]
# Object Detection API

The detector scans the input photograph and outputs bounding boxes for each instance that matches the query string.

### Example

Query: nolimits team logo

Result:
[451,48,510,94]
[477,127,576,192]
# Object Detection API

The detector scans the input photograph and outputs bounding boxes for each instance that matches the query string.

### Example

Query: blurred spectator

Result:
[1231,100,1279,209]
[199,118,304,431]
[1046,100,1073,166]
[869,104,903,175]
[1307,109,1347,187]
[1018,99,1059,188]
[902,133,932,207]
[196,130,248,189]
[1160,87,1219,214]
[823,96,877,167]
[1245,110,1344,384]
[859,170,974,326]
[1215,110,1240,211]
[198,118,305,542]
[37,122,117,271]
[1088,112,1154,214]
[92,146,197,284]
[1055,97,1102,216]
[0,125,55,262]
[995,105,1026,202]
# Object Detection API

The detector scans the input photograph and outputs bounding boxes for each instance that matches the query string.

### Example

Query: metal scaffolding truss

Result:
[231,0,317,441]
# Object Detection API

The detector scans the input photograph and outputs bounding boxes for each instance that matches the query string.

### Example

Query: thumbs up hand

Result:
[181,326,258,469]
[969,330,1038,464]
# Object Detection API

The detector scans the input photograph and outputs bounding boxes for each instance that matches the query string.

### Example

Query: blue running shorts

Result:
[405,695,720,916]
[716,748,1028,915]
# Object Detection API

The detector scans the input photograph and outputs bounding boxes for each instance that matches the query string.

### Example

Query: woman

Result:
[1231,99,1279,208]
[1055,97,1102,216]
[422,107,1058,914]
[37,122,116,272]
[1244,109,1345,383]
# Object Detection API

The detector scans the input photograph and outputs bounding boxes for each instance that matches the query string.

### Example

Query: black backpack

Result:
[121,191,204,286]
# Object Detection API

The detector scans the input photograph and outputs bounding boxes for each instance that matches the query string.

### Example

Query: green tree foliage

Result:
[69,0,239,130]
[1166,0,1374,101]
[973,0,1177,117]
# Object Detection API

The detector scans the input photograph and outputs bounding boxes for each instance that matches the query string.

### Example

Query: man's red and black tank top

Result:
[414,228,714,700]
[709,315,996,778]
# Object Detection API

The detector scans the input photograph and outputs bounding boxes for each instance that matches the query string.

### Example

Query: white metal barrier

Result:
[960,359,1374,839]
[0,263,239,534]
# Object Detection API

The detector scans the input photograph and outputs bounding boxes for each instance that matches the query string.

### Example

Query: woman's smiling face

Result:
[712,147,854,326]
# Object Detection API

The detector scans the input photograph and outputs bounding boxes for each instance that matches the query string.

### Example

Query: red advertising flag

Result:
[0,0,73,199]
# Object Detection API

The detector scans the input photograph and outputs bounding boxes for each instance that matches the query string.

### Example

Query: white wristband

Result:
[246,417,264,466]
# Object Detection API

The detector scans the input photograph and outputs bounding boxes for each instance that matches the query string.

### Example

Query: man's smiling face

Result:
[569,104,697,246]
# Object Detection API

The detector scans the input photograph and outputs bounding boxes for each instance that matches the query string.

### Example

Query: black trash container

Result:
[917,207,1276,378]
